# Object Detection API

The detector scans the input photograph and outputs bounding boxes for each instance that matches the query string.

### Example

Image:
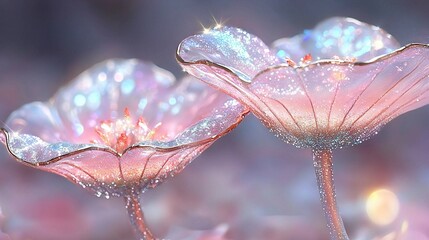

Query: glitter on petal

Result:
[272,17,401,63]
[0,59,248,197]
[177,16,429,240]
[177,17,429,149]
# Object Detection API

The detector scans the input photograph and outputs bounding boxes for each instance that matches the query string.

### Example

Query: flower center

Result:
[302,53,312,63]
[284,53,358,67]
[285,53,312,67]
[94,108,160,153]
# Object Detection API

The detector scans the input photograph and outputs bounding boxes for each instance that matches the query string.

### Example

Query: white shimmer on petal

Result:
[272,17,401,62]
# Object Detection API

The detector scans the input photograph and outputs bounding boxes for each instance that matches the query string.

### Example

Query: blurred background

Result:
[1,0,429,239]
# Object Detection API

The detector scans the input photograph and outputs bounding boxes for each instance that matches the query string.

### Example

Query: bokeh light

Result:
[366,189,400,226]
[1,1,429,239]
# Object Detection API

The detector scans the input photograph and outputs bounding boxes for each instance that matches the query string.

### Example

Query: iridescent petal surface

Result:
[178,26,279,82]
[251,45,429,149]
[51,59,176,143]
[178,19,429,150]
[177,26,278,117]
[1,59,247,195]
[272,17,401,62]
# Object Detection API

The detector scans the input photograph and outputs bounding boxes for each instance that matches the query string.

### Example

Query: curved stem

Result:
[124,191,155,240]
[312,149,349,240]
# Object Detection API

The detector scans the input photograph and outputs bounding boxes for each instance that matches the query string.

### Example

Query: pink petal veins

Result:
[1,59,247,196]
[178,17,429,149]
[250,45,429,148]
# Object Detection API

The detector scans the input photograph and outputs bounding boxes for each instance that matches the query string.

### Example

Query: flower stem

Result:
[312,149,349,240]
[124,192,155,240]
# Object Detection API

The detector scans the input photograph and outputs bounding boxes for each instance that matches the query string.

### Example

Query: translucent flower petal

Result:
[178,19,429,150]
[177,61,263,118]
[177,27,278,117]
[178,26,279,82]
[2,132,95,164]
[5,102,69,143]
[50,59,176,143]
[174,98,244,145]
[148,76,246,142]
[120,144,210,189]
[251,44,429,149]
[272,17,401,62]
[23,143,211,197]
[1,59,247,196]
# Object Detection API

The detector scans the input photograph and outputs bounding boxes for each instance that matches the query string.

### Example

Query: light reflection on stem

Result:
[313,149,349,240]
[125,191,155,240]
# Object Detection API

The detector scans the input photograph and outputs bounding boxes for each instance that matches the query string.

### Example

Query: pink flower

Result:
[177,17,429,240]
[177,17,429,150]
[0,59,247,239]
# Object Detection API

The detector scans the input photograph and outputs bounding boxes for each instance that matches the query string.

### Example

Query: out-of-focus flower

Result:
[0,206,11,240]
[177,17,429,240]
[0,59,247,239]
[166,224,229,240]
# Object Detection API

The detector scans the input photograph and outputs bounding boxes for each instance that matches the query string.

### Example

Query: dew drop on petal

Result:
[95,191,102,198]
[78,181,87,189]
